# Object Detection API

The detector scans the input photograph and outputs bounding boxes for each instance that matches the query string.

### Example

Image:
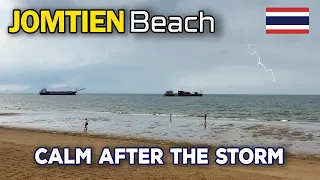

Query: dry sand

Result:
[0,126,319,180]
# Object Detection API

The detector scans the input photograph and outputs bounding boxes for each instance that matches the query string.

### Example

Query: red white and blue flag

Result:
[266,7,309,34]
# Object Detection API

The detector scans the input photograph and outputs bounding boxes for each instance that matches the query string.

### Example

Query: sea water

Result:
[0,94,319,155]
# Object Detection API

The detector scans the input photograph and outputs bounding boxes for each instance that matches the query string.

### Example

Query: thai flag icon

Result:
[266,7,309,34]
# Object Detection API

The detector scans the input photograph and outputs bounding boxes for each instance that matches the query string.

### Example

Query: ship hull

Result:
[163,94,203,96]
[39,92,77,95]
[179,94,202,96]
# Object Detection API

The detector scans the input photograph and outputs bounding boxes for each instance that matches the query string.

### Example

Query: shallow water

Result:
[0,94,319,155]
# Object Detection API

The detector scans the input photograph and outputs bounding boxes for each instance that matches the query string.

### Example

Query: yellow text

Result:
[7,9,125,34]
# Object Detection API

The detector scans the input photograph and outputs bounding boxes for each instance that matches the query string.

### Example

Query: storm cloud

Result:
[0,0,319,94]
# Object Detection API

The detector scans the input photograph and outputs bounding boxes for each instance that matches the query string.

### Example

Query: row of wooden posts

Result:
[169,114,207,128]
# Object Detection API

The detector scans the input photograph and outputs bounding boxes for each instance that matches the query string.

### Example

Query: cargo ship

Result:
[163,90,203,96]
[39,88,85,95]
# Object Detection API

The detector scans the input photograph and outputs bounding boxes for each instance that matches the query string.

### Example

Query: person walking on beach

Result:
[84,119,88,133]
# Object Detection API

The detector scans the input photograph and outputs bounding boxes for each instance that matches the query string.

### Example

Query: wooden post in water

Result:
[170,114,172,123]
[204,114,207,128]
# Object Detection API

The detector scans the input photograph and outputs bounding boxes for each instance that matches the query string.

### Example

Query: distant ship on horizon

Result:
[39,88,86,95]
[163,90,203,96]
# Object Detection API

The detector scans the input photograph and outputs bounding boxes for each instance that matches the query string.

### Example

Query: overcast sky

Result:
[0,0,318,94]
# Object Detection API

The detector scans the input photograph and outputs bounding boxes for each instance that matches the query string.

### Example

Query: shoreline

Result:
[1,107,320,156]
[0,125,319,179]
[0,123,319,157]
[0,125,210,147]
[1,125,320,159]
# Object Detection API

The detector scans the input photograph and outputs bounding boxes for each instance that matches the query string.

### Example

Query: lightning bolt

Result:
[245,40,276,82]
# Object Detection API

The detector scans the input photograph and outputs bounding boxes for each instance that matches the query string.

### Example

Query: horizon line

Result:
[0,92,319,96]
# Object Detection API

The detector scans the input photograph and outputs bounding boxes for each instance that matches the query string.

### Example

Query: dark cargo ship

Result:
[39,88,85,95]
[163,90,203,96]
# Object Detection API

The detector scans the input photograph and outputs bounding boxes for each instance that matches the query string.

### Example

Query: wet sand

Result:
[0,126,319,180]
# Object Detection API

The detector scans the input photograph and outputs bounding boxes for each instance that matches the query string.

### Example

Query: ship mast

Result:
[75,88,86,92]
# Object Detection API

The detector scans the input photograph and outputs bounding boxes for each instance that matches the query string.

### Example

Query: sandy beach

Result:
[0,126,319,180]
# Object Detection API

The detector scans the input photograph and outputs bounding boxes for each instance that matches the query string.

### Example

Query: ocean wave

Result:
[2,108,320,124]
[280,119,289,122]
[0,113,21,116]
